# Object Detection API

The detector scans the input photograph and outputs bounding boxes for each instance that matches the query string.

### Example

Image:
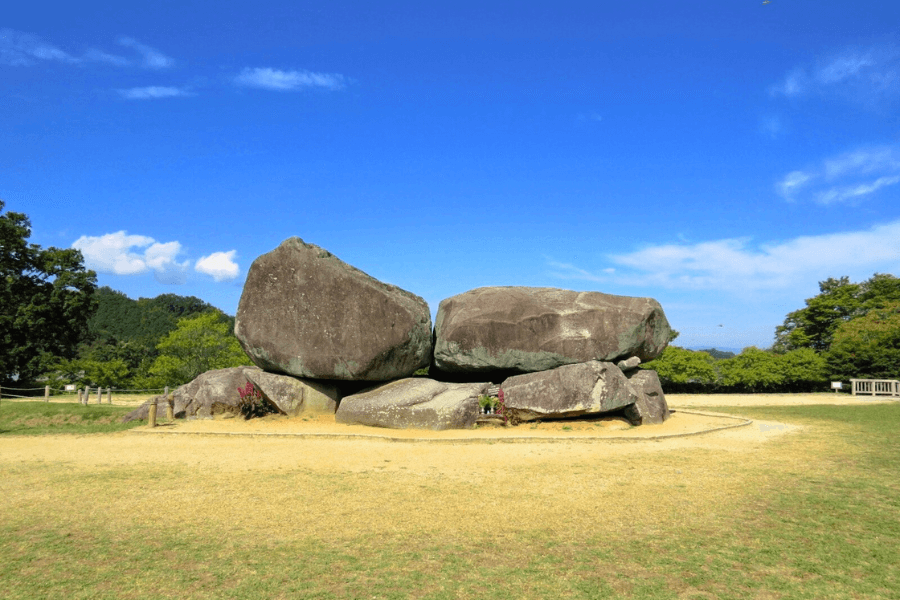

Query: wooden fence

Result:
[0,385,167,405]
[850,379,900,397]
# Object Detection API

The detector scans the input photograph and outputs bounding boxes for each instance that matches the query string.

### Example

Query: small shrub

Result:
[236,381,276,419]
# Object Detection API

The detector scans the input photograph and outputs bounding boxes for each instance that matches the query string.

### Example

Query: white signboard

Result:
[64,384,77,391]
[831,381,843,390]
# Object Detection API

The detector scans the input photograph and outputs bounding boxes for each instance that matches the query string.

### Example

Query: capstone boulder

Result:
[335,378,489,430]
[500,360,638,422]
[235,237,432,381]
[433,287,671,376]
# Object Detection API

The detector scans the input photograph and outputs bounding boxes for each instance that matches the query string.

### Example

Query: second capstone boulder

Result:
[235,237,432,381]
[433,286,672,376]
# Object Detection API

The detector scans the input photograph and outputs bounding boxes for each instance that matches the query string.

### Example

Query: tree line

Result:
[1,200,251,391]
[3,200,899,393]
[645,273,900,392]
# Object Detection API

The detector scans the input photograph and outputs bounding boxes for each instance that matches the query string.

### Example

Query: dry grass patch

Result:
[2,400,898,599]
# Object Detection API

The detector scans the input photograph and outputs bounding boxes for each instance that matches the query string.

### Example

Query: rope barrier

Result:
[0,385,47,391]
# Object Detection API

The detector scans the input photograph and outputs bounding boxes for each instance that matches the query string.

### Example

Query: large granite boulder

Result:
[235,237,432,381]
[122,366,272,422]
[246,370,340,416]
[623,369,670,425]
[433,287,672,376]
[336,378,490,430]
[499,361,638,422]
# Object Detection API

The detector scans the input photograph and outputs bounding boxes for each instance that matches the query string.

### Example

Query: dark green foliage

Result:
[70,287,240,388]
[142,311,252,387]
[88,286,225,347]
[0,201,97,384]
[645,346,828,393]
[774,273,900,353]
[718,347,828,393]
[642,346,718,392]
[826,301,900,380]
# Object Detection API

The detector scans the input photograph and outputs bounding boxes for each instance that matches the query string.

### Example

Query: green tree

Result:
[642,346,719,392]
[45,356,130,389]
[826,301,900,381]
[774,277,860,353]
[776,348,829,392]
[719,347,784,392]
[774,274,900,353]
[0,201,97,384]
[143,311,252,387]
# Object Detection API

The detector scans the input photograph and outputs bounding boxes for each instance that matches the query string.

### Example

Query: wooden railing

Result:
[851,379,900,397]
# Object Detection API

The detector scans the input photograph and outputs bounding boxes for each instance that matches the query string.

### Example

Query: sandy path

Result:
[3,393,890,473]
[667,392,897,407]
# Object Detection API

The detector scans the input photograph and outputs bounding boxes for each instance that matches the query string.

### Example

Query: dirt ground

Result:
[1,393,894,475]
[4,392,893,561]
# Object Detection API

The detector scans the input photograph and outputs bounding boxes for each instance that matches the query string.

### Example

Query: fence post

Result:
[106,387,112,404]
[45,386,50,402]
[148,396,158,428]
[95,387,101,404]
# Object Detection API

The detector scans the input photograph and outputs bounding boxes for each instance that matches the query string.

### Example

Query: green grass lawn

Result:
[0,400,143,435]
[1,402,898,599]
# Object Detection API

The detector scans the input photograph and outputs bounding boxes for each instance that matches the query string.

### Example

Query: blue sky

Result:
[4,0,900,350]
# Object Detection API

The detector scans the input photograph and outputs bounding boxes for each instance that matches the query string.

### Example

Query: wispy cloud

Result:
[770,43,900,106]
[83,48,130,66]
[776,145,900,204]
[117,86,192,99]
[0,29,172,70]
[195,251,240,281]
[117,36,173,69]
[73,231,190,285]
[549,220,900,295]
[234,67,347,91]
[0,28,79,66]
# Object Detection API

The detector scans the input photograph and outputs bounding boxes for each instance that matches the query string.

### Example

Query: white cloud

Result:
[777,145,900,204]
[0,29,173,70]
[0,28,78,66]
[777,170,813,201]
[195,251,240,282]
[72,231,190,284]
[234,67,347,91]
[770,43,900,105]
[550,221,900,295]
[117,86,191,99]
[117,36,173,69]
[83,48,130,66]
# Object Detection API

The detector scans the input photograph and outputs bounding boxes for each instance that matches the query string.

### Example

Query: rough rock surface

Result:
[335,378,490,430]
[499,361,638,422]
[623,369,671,425]
[246,370,339,416]
[235,237,432,381]
[433,287,672,375]
[122,366,270,422]
[617,356,642,372]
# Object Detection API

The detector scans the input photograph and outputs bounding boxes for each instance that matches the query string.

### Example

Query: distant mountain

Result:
[687,347,739,359]
[88,286,231,347]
